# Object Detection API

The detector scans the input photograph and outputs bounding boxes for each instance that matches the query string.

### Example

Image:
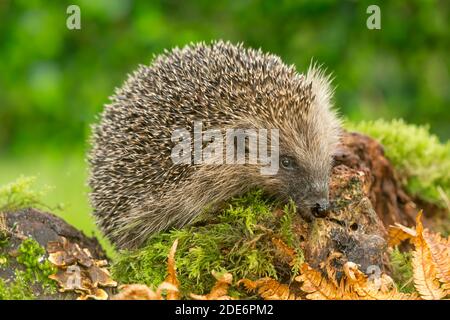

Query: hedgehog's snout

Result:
[305,187,330,219]
[311,199,330,218]
[295,197,330,222]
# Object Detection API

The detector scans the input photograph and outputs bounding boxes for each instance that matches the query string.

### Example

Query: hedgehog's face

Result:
[273,67,341,220]
[275,152,331,221]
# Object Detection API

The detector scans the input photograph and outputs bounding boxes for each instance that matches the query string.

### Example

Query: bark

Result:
[0,208,108,300]
[334,131,417,227]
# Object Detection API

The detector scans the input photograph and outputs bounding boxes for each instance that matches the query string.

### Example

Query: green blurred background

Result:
[0,0,449,244]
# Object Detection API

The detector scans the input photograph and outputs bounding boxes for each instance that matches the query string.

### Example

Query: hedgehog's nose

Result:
[312,200,329,218]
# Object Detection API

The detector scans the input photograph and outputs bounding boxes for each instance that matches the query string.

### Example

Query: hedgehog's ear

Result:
[305,62,335,111]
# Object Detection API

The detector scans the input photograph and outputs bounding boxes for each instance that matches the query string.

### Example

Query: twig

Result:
[0,212,27,240]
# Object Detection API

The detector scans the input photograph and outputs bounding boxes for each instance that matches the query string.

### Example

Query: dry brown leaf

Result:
[112,285,155,300]
[49,267,86,292]
[386,211,450,300]
[112,284,159,300]
[190,271,234,300]
[87,265,117,287]
[71,243,93,267]
[411,212,447,300]
[47,237,117,300]
[388,223,417,247]
[48,250,76,267]
[77,288,108,300]
[295,263,344,300]
[343,262,417,300]
[165,238,180,300]
[271,237,296,265]
[112,239,180,300]
[94,259,108,267]
[423,230,450,294]
[293,261,418,300]
[354,284,417,300]
[47,237,92,267]
[46,240,65,253]
[238,277,300,300]
[112,282,179,300]
[343,261,367,284]
[411,240,446,300]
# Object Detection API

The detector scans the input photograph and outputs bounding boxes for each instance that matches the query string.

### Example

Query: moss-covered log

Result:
[335,131,418,227]
[0,209,108,299]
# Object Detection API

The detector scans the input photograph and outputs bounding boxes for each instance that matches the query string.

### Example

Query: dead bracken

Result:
[47,237,117,300]
[113,211,450,300]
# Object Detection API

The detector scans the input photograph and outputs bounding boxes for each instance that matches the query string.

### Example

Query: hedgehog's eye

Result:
[280,156,295,170]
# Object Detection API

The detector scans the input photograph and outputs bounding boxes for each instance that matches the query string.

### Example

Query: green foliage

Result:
[1,0,449,156]
[0,176,47,212]
[0,158,115,257]
[16,238,57,288]
[389,247,414,293]
[0,271,35,300]
[112,190,303,297]
[0,238,57,300]
[0,177,59,299]
[279,200,297,247]
[0,176,63,298]
[0,1,449,270]
[347,119,450,207]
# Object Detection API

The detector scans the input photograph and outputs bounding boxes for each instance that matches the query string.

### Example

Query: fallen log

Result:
[0,208,109,299]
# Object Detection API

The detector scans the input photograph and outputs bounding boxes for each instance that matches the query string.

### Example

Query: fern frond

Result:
[165,239,180,300]
[295,264,344,300]
[190,271,234,300]
[388,223,417,247]
[238,277,300,300]
[423,230,450,295]
[411,213,447,300]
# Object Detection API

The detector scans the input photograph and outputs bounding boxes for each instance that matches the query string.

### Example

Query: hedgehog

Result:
[89,41,342,249]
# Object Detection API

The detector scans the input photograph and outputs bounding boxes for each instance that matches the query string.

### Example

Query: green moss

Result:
[0,176,48,212]
[389,247,414,293]
[0,238,57,299]
[0,271,35,300]
[112,190,304,298]
[0,177,59,299]
[279,200,296,247]
[346,119,450,207]
[0,229,9,266]
[16,238,57,289]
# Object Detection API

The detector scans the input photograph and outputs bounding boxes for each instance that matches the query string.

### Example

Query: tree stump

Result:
[334,131,418,227]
